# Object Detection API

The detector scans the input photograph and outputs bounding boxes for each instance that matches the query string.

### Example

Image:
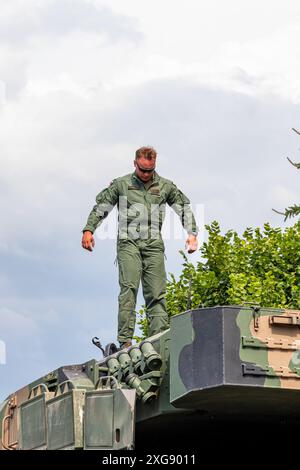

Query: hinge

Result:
[243,303,261,331]
[252,306,261,331]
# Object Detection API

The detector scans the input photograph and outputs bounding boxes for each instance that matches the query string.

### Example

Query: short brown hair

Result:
[135,146,157,160]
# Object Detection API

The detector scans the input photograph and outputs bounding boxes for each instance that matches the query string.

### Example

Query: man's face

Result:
[134,156,156,182]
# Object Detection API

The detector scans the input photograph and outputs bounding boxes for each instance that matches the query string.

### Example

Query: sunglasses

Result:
[136,161,155,174]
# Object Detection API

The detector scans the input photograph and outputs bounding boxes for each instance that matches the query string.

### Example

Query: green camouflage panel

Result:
[170,306,300,415]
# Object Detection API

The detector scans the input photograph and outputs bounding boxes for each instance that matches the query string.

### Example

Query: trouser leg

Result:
[141,239,169,337]
[117,239,142,342]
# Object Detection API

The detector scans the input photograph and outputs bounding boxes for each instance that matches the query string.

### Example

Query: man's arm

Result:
[82,179,119,252]
[166,183,198,253]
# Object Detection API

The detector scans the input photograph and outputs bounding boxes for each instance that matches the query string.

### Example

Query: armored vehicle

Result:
[2,305,300,450]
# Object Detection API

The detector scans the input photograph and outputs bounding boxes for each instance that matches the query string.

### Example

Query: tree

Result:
[273,128,300,220]
[136,220,300,339]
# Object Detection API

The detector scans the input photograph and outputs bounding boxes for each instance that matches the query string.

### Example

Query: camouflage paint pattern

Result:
[2,305,300,450]
[237,307,300,389]
[169,311,194,403]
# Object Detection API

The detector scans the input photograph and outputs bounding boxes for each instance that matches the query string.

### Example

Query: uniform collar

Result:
[132,171,160,185]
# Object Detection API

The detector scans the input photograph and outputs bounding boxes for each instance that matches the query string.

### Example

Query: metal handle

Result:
[54,380,75,396]
[95,375,120,390]
[28,383,49,399]
[1,414,11,450]
[1,400,18,451]
[270,315,300,326]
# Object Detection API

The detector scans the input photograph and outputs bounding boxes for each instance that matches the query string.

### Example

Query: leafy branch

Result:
[273,128,300,220]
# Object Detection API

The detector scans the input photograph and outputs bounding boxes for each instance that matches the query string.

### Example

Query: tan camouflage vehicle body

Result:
[2,305,300,450]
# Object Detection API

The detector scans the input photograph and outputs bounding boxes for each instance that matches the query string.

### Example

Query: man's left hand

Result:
[185,234,198,254]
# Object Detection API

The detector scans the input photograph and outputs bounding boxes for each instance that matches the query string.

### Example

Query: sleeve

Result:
[166,183,198,235]
[82,179,119,234]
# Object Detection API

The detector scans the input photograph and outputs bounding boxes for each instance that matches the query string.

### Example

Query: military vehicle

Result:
[2,305,300,450]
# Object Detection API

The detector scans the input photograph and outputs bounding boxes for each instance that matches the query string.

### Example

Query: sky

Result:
[0,0,300,400]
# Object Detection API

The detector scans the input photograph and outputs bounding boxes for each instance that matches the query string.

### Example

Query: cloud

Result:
[93,0,300,102]
[2,0,300,105]
[0,0,142,45]
[0,0,143,100]
[106,22,300,103]
[0,306,39,335]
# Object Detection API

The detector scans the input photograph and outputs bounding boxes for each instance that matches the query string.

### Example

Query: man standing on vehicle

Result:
[82,146,198,349]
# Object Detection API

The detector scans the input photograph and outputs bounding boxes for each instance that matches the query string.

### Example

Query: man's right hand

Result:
[82,231,95,252]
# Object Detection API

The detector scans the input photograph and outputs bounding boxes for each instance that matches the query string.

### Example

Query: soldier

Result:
[82,146,198,349]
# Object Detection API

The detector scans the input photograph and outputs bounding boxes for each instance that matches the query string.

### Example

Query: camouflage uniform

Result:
[82,171,198,343]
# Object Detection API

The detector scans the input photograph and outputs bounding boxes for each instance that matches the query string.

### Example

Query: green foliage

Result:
[137,221,300,338]
[281,204,300,221]
[133,307,148,342]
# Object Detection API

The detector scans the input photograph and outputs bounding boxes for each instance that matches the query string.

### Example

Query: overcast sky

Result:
[1,0,300,400]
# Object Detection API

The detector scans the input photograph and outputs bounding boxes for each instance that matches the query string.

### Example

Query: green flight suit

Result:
[82,171,198,342]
